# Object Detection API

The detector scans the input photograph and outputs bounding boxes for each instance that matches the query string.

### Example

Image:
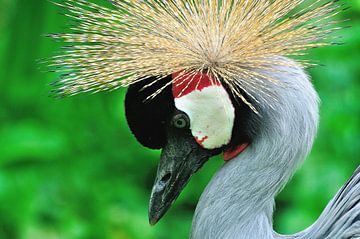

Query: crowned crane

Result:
[49,0,360,238]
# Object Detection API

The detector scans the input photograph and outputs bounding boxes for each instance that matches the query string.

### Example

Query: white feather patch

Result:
[174,85,235,149]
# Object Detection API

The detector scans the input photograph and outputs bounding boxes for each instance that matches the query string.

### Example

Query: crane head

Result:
[125,72,255,224]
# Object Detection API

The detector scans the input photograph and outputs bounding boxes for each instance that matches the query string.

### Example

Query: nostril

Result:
[160,173,171,184]
[155,173,172,193]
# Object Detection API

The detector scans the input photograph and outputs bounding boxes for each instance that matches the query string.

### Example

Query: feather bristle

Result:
[47,0,342,110]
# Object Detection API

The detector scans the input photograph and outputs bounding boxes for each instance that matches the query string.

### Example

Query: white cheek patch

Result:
[172,72,235,149]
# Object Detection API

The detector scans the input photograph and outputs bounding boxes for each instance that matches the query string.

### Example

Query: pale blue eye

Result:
[173,114,189,129]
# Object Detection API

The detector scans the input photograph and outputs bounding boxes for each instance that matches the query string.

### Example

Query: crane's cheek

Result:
[174,86,235,150]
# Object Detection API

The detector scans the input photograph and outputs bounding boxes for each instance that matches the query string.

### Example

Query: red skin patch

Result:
[223,143,249,161]
[172,71,221,98]
[195,136,208,146]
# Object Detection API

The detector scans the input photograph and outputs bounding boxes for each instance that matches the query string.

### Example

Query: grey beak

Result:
[148,125,220,225]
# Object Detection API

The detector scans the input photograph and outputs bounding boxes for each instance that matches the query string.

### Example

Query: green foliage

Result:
[0,0,359,238]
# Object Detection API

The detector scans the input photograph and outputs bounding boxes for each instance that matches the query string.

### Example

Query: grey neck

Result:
[190,59,319,239]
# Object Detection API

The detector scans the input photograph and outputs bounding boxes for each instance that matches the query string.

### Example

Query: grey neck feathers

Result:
[190,58,320,239]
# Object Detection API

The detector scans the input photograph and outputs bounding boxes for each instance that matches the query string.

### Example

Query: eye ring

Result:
[172,114,190,129]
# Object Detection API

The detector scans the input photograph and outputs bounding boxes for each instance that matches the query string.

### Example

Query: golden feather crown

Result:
[48,0,342,112]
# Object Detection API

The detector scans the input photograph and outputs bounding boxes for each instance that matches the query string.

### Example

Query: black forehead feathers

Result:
[125,76,174,149]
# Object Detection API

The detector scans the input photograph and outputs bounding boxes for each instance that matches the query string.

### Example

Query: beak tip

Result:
[149,215,159,226]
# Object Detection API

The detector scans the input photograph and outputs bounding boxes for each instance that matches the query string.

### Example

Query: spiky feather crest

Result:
[48,0,341,112]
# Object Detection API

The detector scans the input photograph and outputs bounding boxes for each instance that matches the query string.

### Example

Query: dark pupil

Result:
[175,118,186,128]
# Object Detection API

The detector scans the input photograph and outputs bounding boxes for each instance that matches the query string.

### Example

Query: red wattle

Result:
[172,71,221,98]
[223,143,249,161]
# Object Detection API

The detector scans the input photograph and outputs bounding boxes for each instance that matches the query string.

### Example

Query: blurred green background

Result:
[0,0,359,238]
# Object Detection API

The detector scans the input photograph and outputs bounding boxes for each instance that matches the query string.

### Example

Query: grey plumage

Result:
[191,57,360,239]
